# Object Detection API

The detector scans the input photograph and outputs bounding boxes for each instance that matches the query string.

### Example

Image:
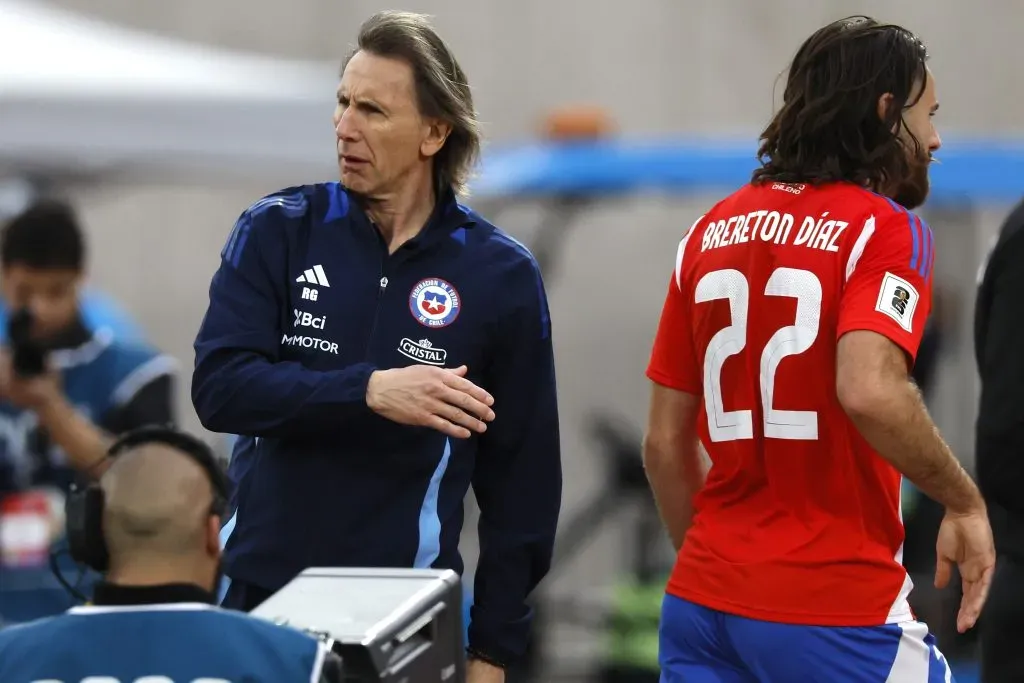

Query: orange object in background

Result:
[541,105,615,140]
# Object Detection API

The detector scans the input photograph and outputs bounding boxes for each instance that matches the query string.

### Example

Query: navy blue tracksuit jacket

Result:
[192,182,562,664]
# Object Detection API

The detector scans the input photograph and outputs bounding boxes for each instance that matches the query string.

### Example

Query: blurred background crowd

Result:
[0,1,1021,681]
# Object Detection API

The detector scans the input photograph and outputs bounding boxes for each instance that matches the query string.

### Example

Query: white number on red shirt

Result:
[696,267,822,442]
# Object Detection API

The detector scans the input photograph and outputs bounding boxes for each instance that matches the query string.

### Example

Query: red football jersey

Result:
[647,181,934,626]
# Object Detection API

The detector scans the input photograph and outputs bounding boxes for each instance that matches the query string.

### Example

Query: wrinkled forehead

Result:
[338,50,417,106]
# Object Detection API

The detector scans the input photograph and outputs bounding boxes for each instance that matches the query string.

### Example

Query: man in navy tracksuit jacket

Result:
[194,178,561,669]
[193,14,562,672]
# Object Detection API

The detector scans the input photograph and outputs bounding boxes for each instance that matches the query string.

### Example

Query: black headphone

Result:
[65,425,230,574]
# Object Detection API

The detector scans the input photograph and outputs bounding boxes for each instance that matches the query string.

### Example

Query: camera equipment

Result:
[251,567,465,683]
[7,307,46,377]
[63,425,230,573]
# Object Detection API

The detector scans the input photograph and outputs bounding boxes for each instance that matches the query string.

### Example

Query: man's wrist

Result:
[33,391,70,424]
[365,367,394,413]
[946,467,987,516]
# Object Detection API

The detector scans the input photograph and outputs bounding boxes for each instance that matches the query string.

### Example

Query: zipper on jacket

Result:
[363,260,389,360]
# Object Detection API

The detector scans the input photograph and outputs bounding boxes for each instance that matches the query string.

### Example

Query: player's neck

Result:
[105,557,215,594]
[365,167,437,254]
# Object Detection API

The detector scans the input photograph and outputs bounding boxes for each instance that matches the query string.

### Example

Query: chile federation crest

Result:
[409,278,461,328]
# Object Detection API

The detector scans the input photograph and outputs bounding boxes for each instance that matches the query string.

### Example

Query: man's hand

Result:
[466,659,505,683]
[934,507,996,633]
[0,351,61,411]
[366,365,495,439]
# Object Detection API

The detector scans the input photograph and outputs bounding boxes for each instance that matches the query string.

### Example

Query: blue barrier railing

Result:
[471,136,1024,205]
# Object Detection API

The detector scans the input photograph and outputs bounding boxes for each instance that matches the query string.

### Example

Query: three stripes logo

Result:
[296,265,329,301]
[296,265,330,287]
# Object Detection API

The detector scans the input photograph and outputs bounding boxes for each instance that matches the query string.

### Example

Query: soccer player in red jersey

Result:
[643,16,995,682]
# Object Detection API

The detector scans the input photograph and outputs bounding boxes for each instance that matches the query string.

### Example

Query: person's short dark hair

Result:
[751,15,930,190]
[1,198,85,271]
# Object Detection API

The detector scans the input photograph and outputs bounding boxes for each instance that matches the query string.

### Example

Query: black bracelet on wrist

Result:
[466,647,506,670]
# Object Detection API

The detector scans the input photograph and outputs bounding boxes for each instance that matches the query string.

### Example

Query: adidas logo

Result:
[296,265,330,287]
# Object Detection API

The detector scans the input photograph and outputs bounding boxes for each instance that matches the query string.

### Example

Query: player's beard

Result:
[890,148,931,210]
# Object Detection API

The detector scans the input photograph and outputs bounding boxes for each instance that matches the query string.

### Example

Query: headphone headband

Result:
[106,425,230,503]
[66,424,230,575]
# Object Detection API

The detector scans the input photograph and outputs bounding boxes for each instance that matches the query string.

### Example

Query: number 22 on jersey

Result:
[697,267,821,443]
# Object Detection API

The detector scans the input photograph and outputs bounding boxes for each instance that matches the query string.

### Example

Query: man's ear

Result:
[421,119,452,159]
[207,515,222,559]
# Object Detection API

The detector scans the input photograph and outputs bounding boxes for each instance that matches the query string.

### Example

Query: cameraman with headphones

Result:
[0,426,343,682]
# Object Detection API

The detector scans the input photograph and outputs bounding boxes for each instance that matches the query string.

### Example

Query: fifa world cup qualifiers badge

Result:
[875,272,919,333]
[409,278,461,328]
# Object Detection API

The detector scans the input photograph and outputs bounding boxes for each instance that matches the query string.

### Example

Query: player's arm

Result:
[469,257,561,669]
[643,231,708,550]
[192,205,376,439]
[975,216,1024,515]
[837,211,983,515]
[643,383,704,550]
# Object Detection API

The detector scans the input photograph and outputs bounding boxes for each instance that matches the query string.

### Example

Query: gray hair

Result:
[346,11,481,196]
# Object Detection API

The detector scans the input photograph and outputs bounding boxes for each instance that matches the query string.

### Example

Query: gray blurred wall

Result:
[41,0,1024,661]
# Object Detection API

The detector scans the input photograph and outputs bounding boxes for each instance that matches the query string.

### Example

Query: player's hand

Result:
[365,365,495,439]
[934,508,995,633]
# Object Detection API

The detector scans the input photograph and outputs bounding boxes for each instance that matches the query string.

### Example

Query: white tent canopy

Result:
[0,0,341,185]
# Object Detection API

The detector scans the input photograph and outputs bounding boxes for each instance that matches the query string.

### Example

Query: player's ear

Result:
[877,92,895,129]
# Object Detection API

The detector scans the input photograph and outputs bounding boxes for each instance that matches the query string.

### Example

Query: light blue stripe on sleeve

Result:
[414,438,452,568]
[216,511,237,603]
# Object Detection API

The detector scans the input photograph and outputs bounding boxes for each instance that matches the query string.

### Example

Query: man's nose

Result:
[335,108,358,140]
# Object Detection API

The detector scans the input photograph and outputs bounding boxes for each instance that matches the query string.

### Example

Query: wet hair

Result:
[751,16,930,190]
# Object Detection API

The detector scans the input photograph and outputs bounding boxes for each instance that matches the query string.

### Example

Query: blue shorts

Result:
[659,594,954,683]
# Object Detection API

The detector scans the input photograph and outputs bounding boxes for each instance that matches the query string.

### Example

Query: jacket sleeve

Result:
[468,256,562,666]
[976,227,1024,515]
[102,373,176,433]
[192,203,376,438]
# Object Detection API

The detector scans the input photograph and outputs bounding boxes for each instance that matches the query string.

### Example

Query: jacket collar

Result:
[347,184,476,253]
[91,581,216,606]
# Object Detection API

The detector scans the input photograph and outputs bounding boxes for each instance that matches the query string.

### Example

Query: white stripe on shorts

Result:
[885,621,952,682]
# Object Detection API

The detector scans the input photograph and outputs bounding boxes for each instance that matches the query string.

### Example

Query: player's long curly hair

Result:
[752,16,930,192]
[347,11,481,197]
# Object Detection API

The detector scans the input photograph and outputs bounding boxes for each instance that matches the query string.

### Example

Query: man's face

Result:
[0,265,80,341]
[333,50,447,197]
[892,68,942,210]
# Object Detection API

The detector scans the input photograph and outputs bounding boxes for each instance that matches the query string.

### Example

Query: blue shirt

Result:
[0,322,176,497]
[0,602,329,682]
[192,183,562,665]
